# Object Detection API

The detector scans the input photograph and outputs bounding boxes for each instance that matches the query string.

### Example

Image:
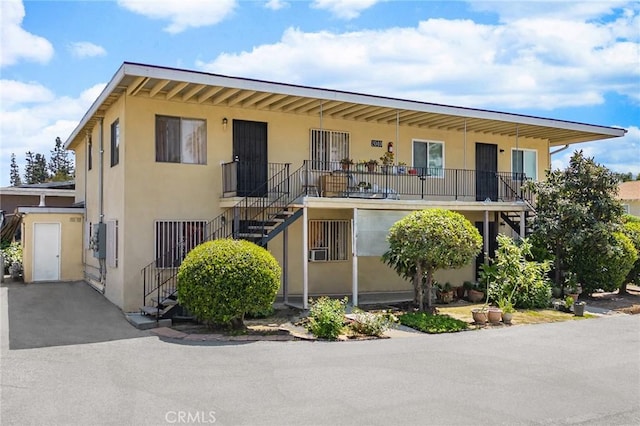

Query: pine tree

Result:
[33,153,49,183]
[48,136,74,181]
[23,151,35,184]
[9,153,22,186]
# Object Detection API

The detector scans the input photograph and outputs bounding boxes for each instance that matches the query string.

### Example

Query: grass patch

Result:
[399,312,468,334]
[438,303,596,325]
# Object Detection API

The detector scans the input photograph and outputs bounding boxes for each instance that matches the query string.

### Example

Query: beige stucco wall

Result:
[21,212,84,283]
[69,91,550,311]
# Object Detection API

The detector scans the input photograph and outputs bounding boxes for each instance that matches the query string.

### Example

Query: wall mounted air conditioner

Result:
[309,248,328,262]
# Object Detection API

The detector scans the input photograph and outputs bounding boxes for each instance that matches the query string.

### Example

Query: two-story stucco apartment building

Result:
[60,62,625,314]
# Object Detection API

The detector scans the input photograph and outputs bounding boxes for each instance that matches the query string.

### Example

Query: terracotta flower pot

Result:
[471,309,488,324]
[468,289,484,303]
[487,308,502,324]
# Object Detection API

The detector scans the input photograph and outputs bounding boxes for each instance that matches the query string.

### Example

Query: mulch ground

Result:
[585,284,640,314]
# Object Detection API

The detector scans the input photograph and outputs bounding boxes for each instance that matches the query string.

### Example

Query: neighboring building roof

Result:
[0,186,75,197]
[65,62,627,150]
[619,181,640,201]
[17,180,75,190]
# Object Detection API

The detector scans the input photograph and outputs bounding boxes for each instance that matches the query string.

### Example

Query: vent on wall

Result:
[308,248,328,262]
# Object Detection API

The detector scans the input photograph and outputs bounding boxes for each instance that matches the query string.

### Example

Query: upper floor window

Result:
[310,129,350,171]
[156,115,207,164]
[88,138,92,171]
[512,149,537,180]
[110,120,119,167]
[413,140,444,177]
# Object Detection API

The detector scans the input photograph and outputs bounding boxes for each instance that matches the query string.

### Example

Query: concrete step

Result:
[141,305,172,317]
[151,297,178,306]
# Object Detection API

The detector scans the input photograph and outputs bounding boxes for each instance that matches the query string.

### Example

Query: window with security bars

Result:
[310,129,350,170]
[155,220,208,268]
[308,220,350,261]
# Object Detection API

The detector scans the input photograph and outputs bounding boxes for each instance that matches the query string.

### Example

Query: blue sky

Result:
[1,0,638,186]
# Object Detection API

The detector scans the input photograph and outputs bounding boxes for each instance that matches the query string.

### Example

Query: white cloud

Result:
[265,0,289,11]
[68,41,107,58]
[0,0,54,67]
[0,83,106,186]
[196,2,639,110]
[0,80,55,108]
[117,0,237,33]
[311,0,381,20]
[551,126,640,175]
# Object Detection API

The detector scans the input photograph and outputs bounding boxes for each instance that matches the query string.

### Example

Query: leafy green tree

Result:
[529,151,624,289]
[382,209,482,312]
[621,216,640,293]
[49,137,74,181]
[177,239,281,329]
[9,154,21,186]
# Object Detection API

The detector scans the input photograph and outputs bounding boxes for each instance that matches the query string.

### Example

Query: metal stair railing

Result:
[141,162,310,311]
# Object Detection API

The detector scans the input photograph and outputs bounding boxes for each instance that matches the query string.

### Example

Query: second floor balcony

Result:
[221,160,534,205]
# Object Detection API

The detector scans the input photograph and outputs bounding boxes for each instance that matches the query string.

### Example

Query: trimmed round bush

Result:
[622,220,640,287]
[177,239,281,328]
[573,232,637,294]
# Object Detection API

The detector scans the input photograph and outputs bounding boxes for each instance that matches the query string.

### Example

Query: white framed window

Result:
[310,129,350,170]
[512,149,537,180]
[110,119,119,167]
[107,220,118,268]
[156,115,207,164]
[413,139,444,177]
[155,220,208,268]
[623,204,630,214]
[308,220,350,262]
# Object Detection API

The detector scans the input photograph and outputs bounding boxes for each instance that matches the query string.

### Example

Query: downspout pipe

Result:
[98,118,106,293]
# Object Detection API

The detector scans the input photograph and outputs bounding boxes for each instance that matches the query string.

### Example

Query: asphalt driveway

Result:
[1,281,639,425]
[2,280,147,349]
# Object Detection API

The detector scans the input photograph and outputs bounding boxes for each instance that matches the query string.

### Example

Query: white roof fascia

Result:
[65,62,627,149]
[63,64,127,149]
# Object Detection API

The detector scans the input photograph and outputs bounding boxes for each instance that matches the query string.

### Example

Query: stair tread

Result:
[237,232,268,238]
[141,305,171,316]
[151,297,178,306]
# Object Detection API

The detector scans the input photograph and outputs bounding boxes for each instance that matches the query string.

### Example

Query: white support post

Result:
[484,210,490,264]
[520,211,526,238]
[283,227,288,304]
[352,209,358,307]
[302,207,308,309]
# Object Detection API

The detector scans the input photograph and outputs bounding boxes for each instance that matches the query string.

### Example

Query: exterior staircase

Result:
[139,163,309,320]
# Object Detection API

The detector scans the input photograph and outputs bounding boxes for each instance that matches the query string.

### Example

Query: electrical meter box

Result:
[92,222,107,259]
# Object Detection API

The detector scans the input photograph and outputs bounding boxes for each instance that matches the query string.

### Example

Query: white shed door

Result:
[33,223,60,281]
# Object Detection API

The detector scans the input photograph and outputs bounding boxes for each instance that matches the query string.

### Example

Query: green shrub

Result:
[1,242,22,274]
[177,239,281,328]
[484,235,552,309]
[572,231,637,293]
[306,297,347,340]
[622,221,640,286]
[399,312,468,333]
[349,308,397,337]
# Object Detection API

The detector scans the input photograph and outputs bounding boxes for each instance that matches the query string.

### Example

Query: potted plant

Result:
[467,282,484,303]
[366,159,378,172]
[497,298,515,324]
[437,282,454,304]
[564,296,574,313]
[563,271,581,301]
[340,158,354,171]
[471,304,488,325]
[397,161,407,174]
[380,152,394,173]
[408,168,418,175]
[355,161,366,172]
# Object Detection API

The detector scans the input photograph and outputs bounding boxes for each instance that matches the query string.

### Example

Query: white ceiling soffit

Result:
[65,62,627,149]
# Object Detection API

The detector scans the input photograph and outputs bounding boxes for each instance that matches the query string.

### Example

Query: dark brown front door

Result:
[233,120,268,197]
[475,143,498,201]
